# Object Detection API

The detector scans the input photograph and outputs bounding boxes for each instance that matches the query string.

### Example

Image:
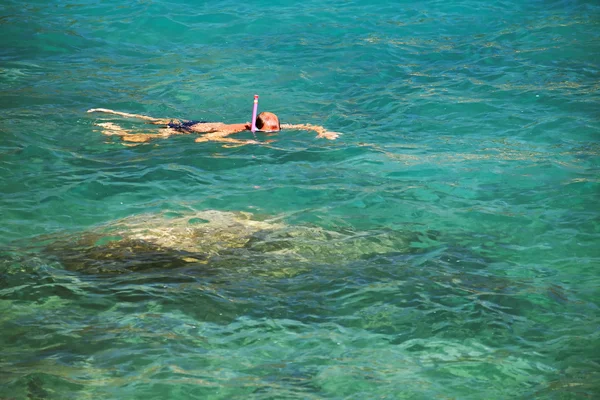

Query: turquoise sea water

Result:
[1,0,599,398]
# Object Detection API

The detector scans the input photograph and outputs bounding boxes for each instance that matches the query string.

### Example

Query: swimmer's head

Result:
[256,112,280,132]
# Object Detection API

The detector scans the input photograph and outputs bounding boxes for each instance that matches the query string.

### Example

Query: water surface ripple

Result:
[0,0,599,398]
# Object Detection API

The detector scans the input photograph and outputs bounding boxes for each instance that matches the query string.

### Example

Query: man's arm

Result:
[195,136,259,146]
[281,123,340,140]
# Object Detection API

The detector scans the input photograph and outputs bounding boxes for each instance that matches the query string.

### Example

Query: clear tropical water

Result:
[1,0,599,398]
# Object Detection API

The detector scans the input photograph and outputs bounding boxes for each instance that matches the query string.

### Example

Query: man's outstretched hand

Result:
[317,131,341,140]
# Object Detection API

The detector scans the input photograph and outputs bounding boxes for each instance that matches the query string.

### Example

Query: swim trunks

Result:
[167,120,207,132]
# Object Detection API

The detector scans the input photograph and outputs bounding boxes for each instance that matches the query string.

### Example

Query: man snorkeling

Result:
[87,108,340,145]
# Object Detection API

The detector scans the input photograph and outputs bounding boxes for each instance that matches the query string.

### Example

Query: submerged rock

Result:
[38,210,425,274]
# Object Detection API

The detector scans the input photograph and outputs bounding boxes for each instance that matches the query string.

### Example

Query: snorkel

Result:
[251,94,259,133]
